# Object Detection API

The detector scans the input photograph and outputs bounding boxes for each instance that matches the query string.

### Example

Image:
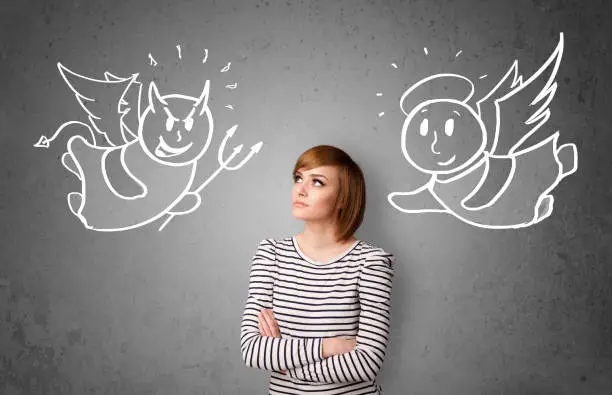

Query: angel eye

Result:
[444,118,454,136]
[184,118,194,132]
[165,117,175,132]
[419,118,428,136]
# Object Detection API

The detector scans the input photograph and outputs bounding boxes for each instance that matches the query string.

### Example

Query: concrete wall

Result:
[1,0,610,393]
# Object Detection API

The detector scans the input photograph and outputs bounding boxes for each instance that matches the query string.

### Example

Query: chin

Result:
[292,211,313,221]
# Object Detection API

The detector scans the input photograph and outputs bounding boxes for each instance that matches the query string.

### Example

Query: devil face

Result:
[139,81,213,166]
[401,99,487,175]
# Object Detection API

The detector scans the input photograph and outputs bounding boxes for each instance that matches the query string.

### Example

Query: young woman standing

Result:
[240,145,396,394]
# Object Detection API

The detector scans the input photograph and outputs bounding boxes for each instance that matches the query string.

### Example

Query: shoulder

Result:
[256,236,292,247]
[251,239,279,270]
[255,238,278,252]
[255,237,293,253]
[357,240,396,267]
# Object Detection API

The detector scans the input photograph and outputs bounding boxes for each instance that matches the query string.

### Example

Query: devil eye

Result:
[165,117,175,132]
[184,118,194,131]
[444,118,454,136]
[419,118,428,136]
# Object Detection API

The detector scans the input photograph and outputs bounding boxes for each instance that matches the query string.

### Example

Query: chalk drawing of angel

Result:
[388,33,578,229]
[35,50,262,232]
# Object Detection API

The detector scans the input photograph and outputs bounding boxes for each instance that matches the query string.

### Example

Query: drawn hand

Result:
[258,308,286,374]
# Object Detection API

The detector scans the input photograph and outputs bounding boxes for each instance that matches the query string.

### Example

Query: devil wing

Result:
[57,62,143,147]
[476,33,564,156]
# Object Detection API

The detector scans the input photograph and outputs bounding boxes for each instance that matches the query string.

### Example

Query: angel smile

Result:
[390,32,577,230]
[437,155,456,166]
[155,135,193,158]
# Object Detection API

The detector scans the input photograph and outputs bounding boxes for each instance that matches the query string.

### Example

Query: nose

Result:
[430,130,440,155]
[297,183,307,196]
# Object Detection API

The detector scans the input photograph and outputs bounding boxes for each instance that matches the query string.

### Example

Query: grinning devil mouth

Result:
[154,135,193,158]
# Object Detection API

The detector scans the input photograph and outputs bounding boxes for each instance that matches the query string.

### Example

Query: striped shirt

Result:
[240,236,395,395]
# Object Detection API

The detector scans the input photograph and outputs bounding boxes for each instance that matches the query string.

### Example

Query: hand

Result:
[322,336,357,358]
[258,308,281,338]
[258,308,286,374]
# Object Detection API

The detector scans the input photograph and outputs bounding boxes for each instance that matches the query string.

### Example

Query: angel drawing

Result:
[387,32,578,229]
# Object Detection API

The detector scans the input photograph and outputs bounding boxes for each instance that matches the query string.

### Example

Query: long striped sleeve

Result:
[284,250,395,383]
[240,239,325,371]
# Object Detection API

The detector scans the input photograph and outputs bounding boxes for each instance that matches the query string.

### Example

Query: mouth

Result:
[437,155,456,166]
[293,202,308,207]
[154,136,193,158]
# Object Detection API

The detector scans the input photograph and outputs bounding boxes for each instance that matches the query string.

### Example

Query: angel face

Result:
[401,99,487,175]
[139,81,213,166]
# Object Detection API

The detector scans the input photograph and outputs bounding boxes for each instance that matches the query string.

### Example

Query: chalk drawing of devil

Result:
[35,54,262,232]
[388,32,578,229]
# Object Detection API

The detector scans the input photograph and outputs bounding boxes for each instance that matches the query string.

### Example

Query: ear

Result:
[194,80,211,115]
[147,81,167,114]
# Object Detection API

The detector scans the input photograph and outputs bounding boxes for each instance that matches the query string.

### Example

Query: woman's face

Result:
[292,166,342,222]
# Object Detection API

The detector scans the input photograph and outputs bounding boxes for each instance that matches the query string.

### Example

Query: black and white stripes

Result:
[240,237,395,394]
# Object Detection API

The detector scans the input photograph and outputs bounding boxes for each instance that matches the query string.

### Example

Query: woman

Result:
[240,145,396,394]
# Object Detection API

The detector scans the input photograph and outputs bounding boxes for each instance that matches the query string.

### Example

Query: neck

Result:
[298,221,355,249]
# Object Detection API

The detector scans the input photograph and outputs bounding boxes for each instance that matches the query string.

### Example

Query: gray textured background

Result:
[1,0,611,394]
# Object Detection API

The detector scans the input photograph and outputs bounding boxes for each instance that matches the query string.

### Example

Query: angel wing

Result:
[476,32,564,156]
[57,62,143,147]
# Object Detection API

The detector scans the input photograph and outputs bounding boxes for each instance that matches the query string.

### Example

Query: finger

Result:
[264,309,281,337]
[258,313,271,336]
[261,310,280,337]
[261,310,275,336]
[260,311,274,336]
[266,310,281,337]
[265,311,281,338]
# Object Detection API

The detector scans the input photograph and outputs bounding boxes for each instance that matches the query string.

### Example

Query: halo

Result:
[400,73,475,116]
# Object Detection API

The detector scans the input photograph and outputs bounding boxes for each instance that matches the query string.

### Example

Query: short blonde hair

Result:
[293,145,366,242]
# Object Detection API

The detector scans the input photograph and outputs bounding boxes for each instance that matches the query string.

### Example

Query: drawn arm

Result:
[387,176,446,213]
[101,146,147,199]
[166,193,201,216]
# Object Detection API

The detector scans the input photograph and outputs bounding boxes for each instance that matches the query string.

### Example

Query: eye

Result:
[184,118,193,131]
[313,179,324,186]
[444,118,454,136]
[294,175,302,183]
[165,117,175,132]
[419,118,428,136]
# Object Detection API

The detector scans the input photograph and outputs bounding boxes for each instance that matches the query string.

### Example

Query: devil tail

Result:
[33,120,101,149]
